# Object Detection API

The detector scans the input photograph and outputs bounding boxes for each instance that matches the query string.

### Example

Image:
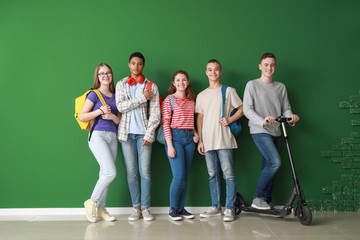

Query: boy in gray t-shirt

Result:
[243,53,299,210]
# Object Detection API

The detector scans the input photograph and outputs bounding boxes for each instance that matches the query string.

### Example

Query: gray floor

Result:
[0,212,359,240]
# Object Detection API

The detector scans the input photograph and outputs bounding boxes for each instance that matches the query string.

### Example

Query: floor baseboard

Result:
[0,207,211,216]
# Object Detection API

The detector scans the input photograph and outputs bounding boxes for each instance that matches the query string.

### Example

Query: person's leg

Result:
[263,136,281,204]
[89,131,117,204]
[178,130,195,211]
[218,149,236,210]
[165,130,186,221]
[97,132,118,208]
[204,150,221,208]
[251,133,281,203]
[200,150,223,218]
[136,134,152,209]
[135,134,154,221]
[121,134,141,208]
[166,135,186,212]
[85,131,117,223]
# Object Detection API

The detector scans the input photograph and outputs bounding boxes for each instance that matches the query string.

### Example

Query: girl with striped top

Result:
[162,70,199,221]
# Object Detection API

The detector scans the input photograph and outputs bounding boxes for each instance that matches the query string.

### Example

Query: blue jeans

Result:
[204,149,236,210]
[251,133,281,202]
[89,131,118,207]
[165,129,195,211]
[121,134,152,209]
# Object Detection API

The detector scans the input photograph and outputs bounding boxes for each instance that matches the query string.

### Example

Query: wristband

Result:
[99,108,104,114]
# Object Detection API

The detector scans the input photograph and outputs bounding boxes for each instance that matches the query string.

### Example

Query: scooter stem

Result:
[281,121,304,203]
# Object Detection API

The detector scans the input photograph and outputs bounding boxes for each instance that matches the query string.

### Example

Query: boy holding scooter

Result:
[243,53,299,210]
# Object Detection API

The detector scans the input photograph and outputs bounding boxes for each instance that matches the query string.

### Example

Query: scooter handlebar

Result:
[276,117,292,123]
[265,117,292,123]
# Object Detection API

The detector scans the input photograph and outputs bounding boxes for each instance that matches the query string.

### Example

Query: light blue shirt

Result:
[129,83,146,134]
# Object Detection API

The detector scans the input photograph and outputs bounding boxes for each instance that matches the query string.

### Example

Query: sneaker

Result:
[128,208,142,221]
[200,207,222,218]
[251,198,271,210]
[223,209,235,222]
[142,208,155,221]
[178,208,194,219]
[98,207,116,222]
[84,199,97,223]
[169,210,182,221]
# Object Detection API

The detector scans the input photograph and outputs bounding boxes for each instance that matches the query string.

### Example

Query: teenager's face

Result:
[98,66,113,87]
[128,57,145,76]
[206,62,222,82]
[173,73,189,92]
[259,57,276,78]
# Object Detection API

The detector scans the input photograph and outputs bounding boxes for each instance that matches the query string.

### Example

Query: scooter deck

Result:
[241,206,288,217]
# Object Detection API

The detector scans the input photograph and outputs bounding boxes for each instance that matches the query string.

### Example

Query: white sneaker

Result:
[128,208,142,221]
[251,198,271,210]
[142,208,155,221]
[98,207,116,222]
[84,199,97,223]
[223,209,235,222]
[200,207,222,218]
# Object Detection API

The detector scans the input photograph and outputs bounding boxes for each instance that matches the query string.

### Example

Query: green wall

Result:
[1,0,359,209]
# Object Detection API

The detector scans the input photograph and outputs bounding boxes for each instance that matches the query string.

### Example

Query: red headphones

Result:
[128,75,145,86]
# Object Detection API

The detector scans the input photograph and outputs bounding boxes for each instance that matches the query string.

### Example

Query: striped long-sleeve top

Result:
[162,95,195,141]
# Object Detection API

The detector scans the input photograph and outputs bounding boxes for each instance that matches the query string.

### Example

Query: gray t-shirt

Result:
[243,79,293,137]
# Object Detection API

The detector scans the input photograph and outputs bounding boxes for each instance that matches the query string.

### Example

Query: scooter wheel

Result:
[236,193,248,207]
[235,206,242,216]
[296,205,312,225]
[235,196,242,215]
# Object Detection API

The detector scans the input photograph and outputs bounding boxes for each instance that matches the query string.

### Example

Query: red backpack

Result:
[146,81,163,117]
[146,81,167,144]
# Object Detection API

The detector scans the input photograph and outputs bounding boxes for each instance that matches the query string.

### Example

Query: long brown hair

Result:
[166,70,195,101]
[93,63,115,93]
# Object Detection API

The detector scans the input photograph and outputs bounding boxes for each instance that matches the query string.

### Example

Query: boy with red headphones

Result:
[115,52,161,221]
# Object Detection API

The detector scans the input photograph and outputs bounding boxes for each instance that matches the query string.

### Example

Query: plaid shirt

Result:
[115,77,161,143]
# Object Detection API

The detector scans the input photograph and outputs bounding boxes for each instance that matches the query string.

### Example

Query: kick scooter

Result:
[235,117,312,225]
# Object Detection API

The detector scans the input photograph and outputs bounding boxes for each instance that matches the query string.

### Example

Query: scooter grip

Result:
[276,117,292,122]
[265,117,291,123]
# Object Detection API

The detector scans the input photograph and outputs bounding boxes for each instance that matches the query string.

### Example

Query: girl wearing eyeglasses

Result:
[79,63,121,223]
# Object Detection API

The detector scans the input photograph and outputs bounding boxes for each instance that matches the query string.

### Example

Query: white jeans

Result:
[89,131,118,207]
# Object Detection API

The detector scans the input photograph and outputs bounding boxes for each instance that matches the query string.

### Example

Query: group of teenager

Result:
[79,52,300,223]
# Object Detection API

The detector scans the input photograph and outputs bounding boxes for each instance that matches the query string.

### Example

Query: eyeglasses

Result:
[98,72,112,77]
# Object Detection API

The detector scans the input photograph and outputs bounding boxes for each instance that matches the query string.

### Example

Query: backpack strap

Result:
[146,81,154,120]
[93,90,107,106]
[221,85,228,118]
[88,90,107,141]
[169,94,175,125]
[146,81,153,91]
[169,94,175,111]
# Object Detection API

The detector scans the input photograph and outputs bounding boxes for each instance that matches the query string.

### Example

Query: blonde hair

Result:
[93,63,115,93]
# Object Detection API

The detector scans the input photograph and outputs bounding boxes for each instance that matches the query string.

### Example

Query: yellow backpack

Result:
[74,89,106,132]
